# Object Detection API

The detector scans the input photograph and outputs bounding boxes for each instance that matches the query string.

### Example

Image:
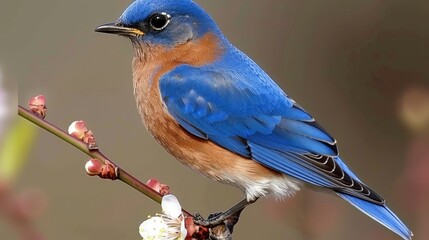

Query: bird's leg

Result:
[194,198,258,227]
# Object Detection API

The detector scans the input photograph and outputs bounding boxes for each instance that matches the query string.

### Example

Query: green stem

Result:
[17,105,192,216]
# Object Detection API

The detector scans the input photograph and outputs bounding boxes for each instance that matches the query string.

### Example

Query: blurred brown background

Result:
[3,0,429,239]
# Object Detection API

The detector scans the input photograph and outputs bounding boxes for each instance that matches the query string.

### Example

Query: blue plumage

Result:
[339,194,412,240]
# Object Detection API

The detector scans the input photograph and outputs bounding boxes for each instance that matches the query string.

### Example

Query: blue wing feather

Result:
[209,135,250,157]
[279,119,335,143]
[338,193,412,240]
[170,110,208,139]
[249,130,337,156]
[249,142,335,187]
[281,105,314,121]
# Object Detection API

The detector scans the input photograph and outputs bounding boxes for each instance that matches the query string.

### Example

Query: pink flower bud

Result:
[83,130,98,150]
[146,178,161,192]
[68,121,98,150]
[68,120,88,139]
[28,95,47,119]
[85,159,103,176]
[99,160,117,180]
[159,184,170,195]
[146,178,170,195]
[28,95,46,106]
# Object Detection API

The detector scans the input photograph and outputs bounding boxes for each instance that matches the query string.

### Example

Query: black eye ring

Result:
[149,12,171,31]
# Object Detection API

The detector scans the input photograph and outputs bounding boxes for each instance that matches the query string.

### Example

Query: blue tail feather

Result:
[337,193,413,240]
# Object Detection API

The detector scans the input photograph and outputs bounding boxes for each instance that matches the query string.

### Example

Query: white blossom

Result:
[139,195,187,240]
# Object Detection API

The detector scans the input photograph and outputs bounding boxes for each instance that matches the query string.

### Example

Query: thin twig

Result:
[17,105,193,217]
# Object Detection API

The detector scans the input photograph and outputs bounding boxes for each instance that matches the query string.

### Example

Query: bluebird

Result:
[95,0,412,239]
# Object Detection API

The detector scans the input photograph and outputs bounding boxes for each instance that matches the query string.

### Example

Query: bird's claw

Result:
[208,212,224,220]
[193,213,205,222]
[193,213,211,226]
[193,212,225,227]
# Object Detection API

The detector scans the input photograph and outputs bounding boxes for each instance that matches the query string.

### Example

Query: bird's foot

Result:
[193,198,258,228]
[193,212,226,227]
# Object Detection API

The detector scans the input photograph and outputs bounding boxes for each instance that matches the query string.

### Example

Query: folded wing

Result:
[160,64,384,204]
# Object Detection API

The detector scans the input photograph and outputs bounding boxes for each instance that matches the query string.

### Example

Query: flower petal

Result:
[179,218,187,240]
[161,194,182,218]
[139,217,168,239]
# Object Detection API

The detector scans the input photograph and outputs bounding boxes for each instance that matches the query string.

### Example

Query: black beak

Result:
[95,22,144,36]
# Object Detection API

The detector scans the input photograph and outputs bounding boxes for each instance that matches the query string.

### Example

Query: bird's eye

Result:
[149,12,171,31]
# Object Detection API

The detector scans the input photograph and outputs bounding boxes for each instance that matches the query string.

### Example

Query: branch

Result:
[17,105,193,216]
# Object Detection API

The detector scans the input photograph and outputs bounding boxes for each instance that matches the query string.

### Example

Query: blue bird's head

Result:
[95,0,223,48]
